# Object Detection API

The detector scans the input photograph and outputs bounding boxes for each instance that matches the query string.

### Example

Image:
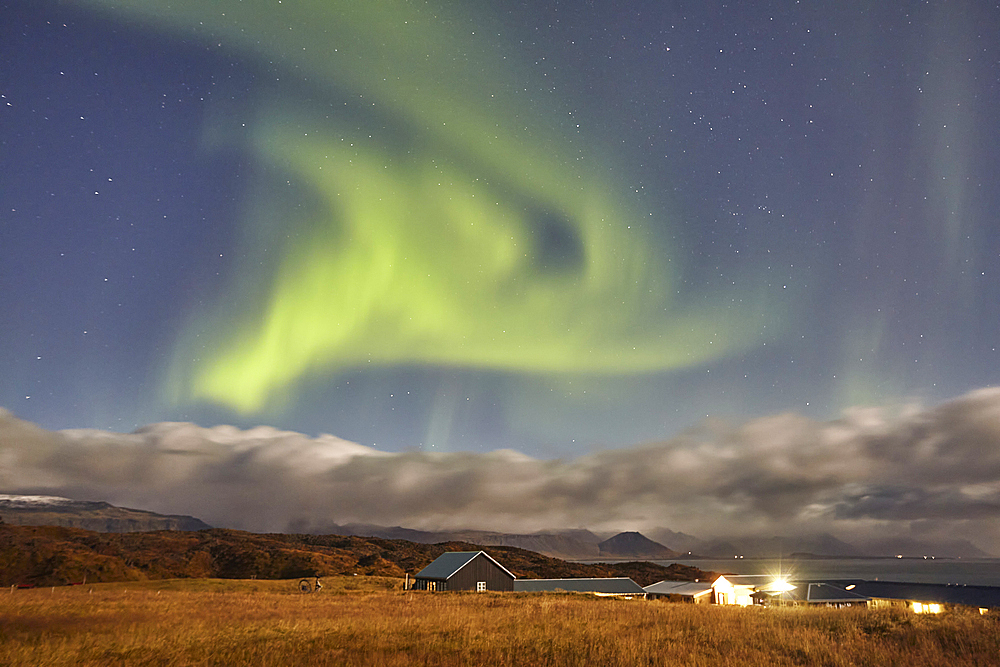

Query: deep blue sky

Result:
[3,0,998,457]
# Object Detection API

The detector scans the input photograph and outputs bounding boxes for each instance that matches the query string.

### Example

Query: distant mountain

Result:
[307,523,605,559]
[707,534,865,559]
[643,529,862,559]
[648,529,992,560]
[644,527,704,556]
[598,531,678,559]
[447,529,605,559]
[0,495,211,532]
[319,522,995,560]
[6,492,988,559]
[856,536,993,559]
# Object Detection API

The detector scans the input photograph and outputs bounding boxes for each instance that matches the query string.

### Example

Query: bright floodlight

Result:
[769,578,796,593]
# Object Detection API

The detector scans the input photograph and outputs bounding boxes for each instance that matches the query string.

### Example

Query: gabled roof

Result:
[414,551,515,581]
[644,580,713,597]
[514,577,645,594]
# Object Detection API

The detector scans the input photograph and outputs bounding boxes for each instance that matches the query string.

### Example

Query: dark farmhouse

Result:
[411,551,515,592]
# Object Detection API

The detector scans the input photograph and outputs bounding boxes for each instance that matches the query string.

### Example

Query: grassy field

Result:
[2,577,998,666]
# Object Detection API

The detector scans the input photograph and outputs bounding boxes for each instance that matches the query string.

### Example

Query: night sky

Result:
[2,1,1000,548]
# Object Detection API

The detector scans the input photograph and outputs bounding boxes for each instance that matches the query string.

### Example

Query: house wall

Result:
[713,581,754,606]
[868,597,910,610]
[448,553,514,591]
[411,578,439,591]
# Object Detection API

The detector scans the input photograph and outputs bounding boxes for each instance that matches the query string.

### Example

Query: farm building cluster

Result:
[410,551,1000,614]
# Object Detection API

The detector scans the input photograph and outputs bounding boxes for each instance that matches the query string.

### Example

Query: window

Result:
[477,581,487,592]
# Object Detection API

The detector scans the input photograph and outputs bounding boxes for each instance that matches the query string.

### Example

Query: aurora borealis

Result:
[3,0,999,462]
[169,94,772,414]
[73,0,775,416]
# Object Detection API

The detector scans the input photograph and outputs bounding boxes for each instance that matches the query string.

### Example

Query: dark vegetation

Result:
[0,524,709,587]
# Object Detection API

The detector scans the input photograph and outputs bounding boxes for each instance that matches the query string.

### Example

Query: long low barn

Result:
[514,577,646,598]
[717,576,1000,612]
[829,580,1000,613]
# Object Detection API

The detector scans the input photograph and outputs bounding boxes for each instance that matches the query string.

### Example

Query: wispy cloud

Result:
[2,387,999,554]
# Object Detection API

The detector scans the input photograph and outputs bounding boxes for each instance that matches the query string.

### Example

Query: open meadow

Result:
[2,577,999,666]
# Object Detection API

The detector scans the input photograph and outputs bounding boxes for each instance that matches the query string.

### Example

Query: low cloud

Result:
[2,387,1000,554]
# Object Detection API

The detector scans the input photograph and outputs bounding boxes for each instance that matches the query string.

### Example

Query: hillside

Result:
[0,525,710,588]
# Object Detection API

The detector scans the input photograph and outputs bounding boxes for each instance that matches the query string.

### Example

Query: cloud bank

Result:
[2,387,999,554]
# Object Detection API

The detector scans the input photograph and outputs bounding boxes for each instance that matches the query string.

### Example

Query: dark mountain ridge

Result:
[0,495,210,532]
[0,524,710,588]
[598,531,678,559]
[4,495,990,559]
[318,523,606,559]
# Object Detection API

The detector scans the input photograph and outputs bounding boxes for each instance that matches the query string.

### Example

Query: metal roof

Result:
[514,577,645,594]
[804,583,870,603]
[756,582,870,604]
[644,580,713,597]
[713,574,771,587]
[414,551,515,581]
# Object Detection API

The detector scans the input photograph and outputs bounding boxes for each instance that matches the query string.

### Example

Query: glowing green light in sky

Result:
[184,108,769,412]
[83,0,780,414]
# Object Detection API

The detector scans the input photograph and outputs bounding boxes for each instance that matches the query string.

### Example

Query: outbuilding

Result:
[644,580,713,603]
[411,551,515,592]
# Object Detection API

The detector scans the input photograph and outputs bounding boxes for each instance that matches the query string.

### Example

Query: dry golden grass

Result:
[2,578,998,666]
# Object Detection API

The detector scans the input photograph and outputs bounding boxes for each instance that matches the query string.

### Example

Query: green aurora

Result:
[81,0,781,414]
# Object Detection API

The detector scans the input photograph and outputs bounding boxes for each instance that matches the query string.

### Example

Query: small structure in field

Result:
[411,551,515,592]
[514,577,646,599]
[644,580,713,603]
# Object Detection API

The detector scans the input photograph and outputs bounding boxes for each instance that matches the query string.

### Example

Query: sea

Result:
[659,558,1000,587]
